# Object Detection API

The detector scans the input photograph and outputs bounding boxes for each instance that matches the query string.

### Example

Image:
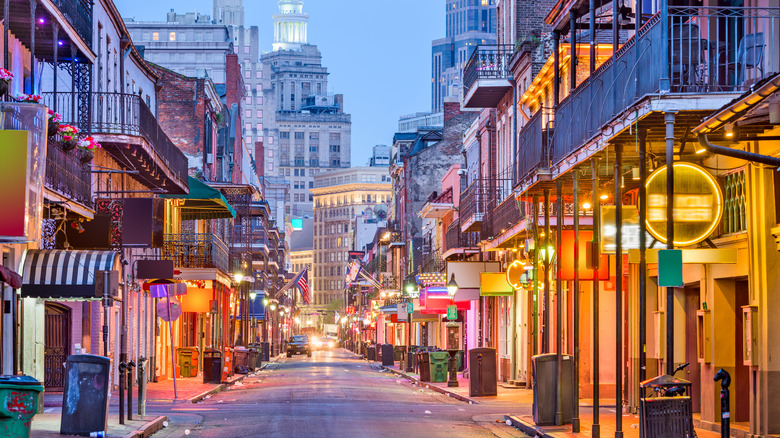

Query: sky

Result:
[116,0,446,167]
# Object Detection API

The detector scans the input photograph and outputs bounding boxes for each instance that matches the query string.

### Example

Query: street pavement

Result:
[148,348,528,438]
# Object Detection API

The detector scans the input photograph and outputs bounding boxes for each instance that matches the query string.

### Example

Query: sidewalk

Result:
[380,362,720,438]
[32,358,277,437]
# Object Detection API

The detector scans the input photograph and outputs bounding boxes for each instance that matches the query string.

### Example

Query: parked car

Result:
[286,335,311,357]
[312,335,337,350]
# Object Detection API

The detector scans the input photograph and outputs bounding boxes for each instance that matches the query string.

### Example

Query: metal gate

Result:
[44,303,71,390]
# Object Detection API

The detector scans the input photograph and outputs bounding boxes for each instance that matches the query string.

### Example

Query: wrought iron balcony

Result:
[483,195,523,242]
[162,233,229,274]
[551,7,780,166]
[462,44,515,108]
[444,221,480,254]
[51,0,93,46]
[42,92,189,194]
[515,111,553,191]
[459,179,490,233]
[45,139,92,208]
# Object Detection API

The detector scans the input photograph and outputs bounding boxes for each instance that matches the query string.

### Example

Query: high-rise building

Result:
[431,0,497,112]
[258,0,352,220]
[311,167,391,309]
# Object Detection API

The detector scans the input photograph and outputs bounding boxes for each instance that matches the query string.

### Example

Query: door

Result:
[733,280,749,422]
[44,303,71,390]
[684,287,702,412]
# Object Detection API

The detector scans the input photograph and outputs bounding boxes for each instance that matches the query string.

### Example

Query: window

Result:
[256,97,263,105]
[294,132,304,140]
[256,110,263,118]
[268,149,273,157]
[244,46,250,54]
[245,123,251,131]
[169,32,176,41]
[256,123,263,131]
[152,32,159,41]
[280,132,290,139]
[245,70,251,79]
[246,136,252,143]
[245,97,251,105]
[245,110,251,118]
[256,71,262,79]
[268,163,274,171]
[268,137,273,145]
[309,181,314,188]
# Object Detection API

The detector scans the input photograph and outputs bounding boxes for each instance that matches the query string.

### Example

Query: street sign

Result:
[157,297,182,322]
[447,305,457,320]
[658,249,684,287]
[406,302,413,314]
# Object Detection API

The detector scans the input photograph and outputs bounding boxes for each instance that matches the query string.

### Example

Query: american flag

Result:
[296,268,310,305]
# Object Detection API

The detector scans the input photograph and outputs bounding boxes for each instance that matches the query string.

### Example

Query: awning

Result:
[20,250,120,299]
[0,266,22,289]
[161,177,237,220]
[378,305,397,314]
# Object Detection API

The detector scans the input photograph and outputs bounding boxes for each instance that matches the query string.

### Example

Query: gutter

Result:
[697,134,780,168]
[693,73,780,134]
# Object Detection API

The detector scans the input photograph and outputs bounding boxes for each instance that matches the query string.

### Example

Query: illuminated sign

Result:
[291,218,303,230]
[646,163,723,246]
[505,260,525,290]
[601,206,656,254]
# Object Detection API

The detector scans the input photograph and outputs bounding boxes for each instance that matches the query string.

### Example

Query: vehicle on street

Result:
[286,335,311,357]
[311,335,337,350]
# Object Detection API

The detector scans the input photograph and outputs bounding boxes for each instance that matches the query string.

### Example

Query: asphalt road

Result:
[147,348,528,438]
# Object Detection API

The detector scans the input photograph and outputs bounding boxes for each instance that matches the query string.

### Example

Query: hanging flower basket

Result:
[13,93,42,104]
[79,149,94,164]
[47,110,62,137]
[58,124,80,150]
[0,69,13,98]
[77,136,101,163]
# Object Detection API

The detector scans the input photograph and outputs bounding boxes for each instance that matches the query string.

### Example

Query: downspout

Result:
[698,134,780,167]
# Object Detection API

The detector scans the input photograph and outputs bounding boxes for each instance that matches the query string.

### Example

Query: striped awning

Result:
[20,250,120,299]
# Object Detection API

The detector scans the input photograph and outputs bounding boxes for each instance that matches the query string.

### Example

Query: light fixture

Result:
[249,291,257,301]
[446,273,459,298]
[403,275,418,297]
[270,304,277,310]
[724,122,735,138]
[294,316,301,323]
[539,245,555,262]
[600,193,609,201]
[582,201,592,210]
[233,273,244,283]
[693,142,706,154]
[263,298,270,306]
[632,168,640,180]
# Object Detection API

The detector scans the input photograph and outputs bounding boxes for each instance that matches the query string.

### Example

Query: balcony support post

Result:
[531,193,539,365]
[660,0,670,92]
[615,143,624,438]
[591,158,601,438]
[553,31,560,108]
[570,11,577,93]
[543,188,550,353]
[664,112,676,375]
[635,0,643,29]
[52,22,59,112]
[589,0,596,74]
[3,0,7,79]
[638,128,648,385]
[555,180,564,426]
[613,0,619,54]
[572,170,581,433]
[70,46,77,123]
[29,0,36,93]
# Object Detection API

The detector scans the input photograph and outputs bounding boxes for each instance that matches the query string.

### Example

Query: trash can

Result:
[418,351,431,381]
[456,350,465,371]
[247,348,259,370]
[0,375,43,438]
[60,354,111,436]
[381,344,395,366]
[177,347,199,378]
[393,345,405,362]
[234,347,249,374]
[639,374,693,438]
[468,348,497,397]
[223,347,234,380]
[532,353,574,425]
[366,345,376,361]
[429,351,449,383]
[203,349,222,383]
[248,343,262,368]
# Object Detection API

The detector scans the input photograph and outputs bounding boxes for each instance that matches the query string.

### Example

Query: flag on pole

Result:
[334,311,340,324]
[296,268,310,305]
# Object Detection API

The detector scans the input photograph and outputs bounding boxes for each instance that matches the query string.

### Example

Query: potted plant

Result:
[47,110,62,137]
[57,124,80,150]
[0,69,12,97]
[14,93,42,104]
[77,136,101,163]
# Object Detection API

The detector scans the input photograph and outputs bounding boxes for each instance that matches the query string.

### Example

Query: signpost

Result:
[406,302,413,314]
[447,305,457,321]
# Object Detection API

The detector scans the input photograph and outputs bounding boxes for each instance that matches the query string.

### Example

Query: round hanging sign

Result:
[645,162,723,246]
[506,260,526,290]
[157,297,182,322]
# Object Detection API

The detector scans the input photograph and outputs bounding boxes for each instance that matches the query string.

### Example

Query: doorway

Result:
[684,286,702,412]
[44,303,71,390]
[733,280,749,423]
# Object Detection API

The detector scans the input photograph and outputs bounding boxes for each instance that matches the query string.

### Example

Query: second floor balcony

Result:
[162,233,229,274]
[43,92,189,194]
[515,111,553,192]
[444,221,480,257]
[46,138,92,209]
[462,44,515,108]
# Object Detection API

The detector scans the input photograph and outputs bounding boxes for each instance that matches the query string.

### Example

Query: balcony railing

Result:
[459,179,493,232]
[42,92,188,187]
[421,246,443,273]
[445,221,480,252]
[484,195,524,241]
[162,233,229,274]
[45,139,92,208]
[516,111,552,186]
[52,0,93,47]
[552,7,780,165]
[463,44,515,95]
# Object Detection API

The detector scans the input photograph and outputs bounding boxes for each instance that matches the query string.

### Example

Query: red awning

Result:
[0,266,22,289]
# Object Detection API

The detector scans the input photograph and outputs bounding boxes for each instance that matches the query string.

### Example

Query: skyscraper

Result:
[259,0,352,219]
[431,0,497,112]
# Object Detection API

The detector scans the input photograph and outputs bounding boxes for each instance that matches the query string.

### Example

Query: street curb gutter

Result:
[121,415,168,438]
[504,415,553,437]
[189,373,248,403]
[381,365,478,404]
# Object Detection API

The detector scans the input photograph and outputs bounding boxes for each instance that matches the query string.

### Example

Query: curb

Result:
[122,415,168,438]
[504,415,545,437]
[381,365,478,404]
[188,373,248,403]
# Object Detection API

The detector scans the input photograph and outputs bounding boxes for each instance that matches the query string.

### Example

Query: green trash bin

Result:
[0,375,43,438]
[429,352,449,383]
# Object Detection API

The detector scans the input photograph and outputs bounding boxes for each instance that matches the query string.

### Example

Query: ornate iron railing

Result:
[45,139,92,208]
[516,111,551,186]
[484,195,523,241]
[52,0,93,47]
[445,221,480,252]
[162,233,230,274]
[463,44,515,95]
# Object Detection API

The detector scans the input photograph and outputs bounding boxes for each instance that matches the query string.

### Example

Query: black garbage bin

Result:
[261,342,270,361]
[381,344,395,366]
[418,351,431,382]
[639,374,693,438]
[375,343,382,362]
[203,349,223,383]
[468,348,497,397]
[531,353,574,425]
[60,354,111,436]
[366,345,376,361]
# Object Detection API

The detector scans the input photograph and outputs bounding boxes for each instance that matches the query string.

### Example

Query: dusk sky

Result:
[117,0,446,167]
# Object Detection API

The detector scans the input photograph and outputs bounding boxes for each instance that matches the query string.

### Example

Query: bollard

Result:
[714,368,731,438]
[477,353,483,397]
[118,362,127,425]
[127,360,135,420]
[138,357,147,417]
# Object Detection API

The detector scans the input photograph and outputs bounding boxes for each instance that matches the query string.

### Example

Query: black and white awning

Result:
[20,250,120,299]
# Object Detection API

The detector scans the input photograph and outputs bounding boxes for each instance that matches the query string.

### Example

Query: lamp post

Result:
[446,274,459,388]
[249,291,257,344]
[403,275,418,372]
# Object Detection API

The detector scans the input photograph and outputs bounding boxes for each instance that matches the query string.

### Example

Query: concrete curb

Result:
[188,373,248,403]
[381,365,478,404]
[121,415,168,438]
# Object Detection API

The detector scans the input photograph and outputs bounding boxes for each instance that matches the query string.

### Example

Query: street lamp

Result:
[445,273,460,388]
[446,273,459,299]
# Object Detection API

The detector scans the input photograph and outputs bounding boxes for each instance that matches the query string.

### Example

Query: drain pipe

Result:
[697,134,780,168]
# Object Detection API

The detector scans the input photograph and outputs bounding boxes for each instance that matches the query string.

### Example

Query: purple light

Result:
[58,41,64,46]
[38,18,44,24]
